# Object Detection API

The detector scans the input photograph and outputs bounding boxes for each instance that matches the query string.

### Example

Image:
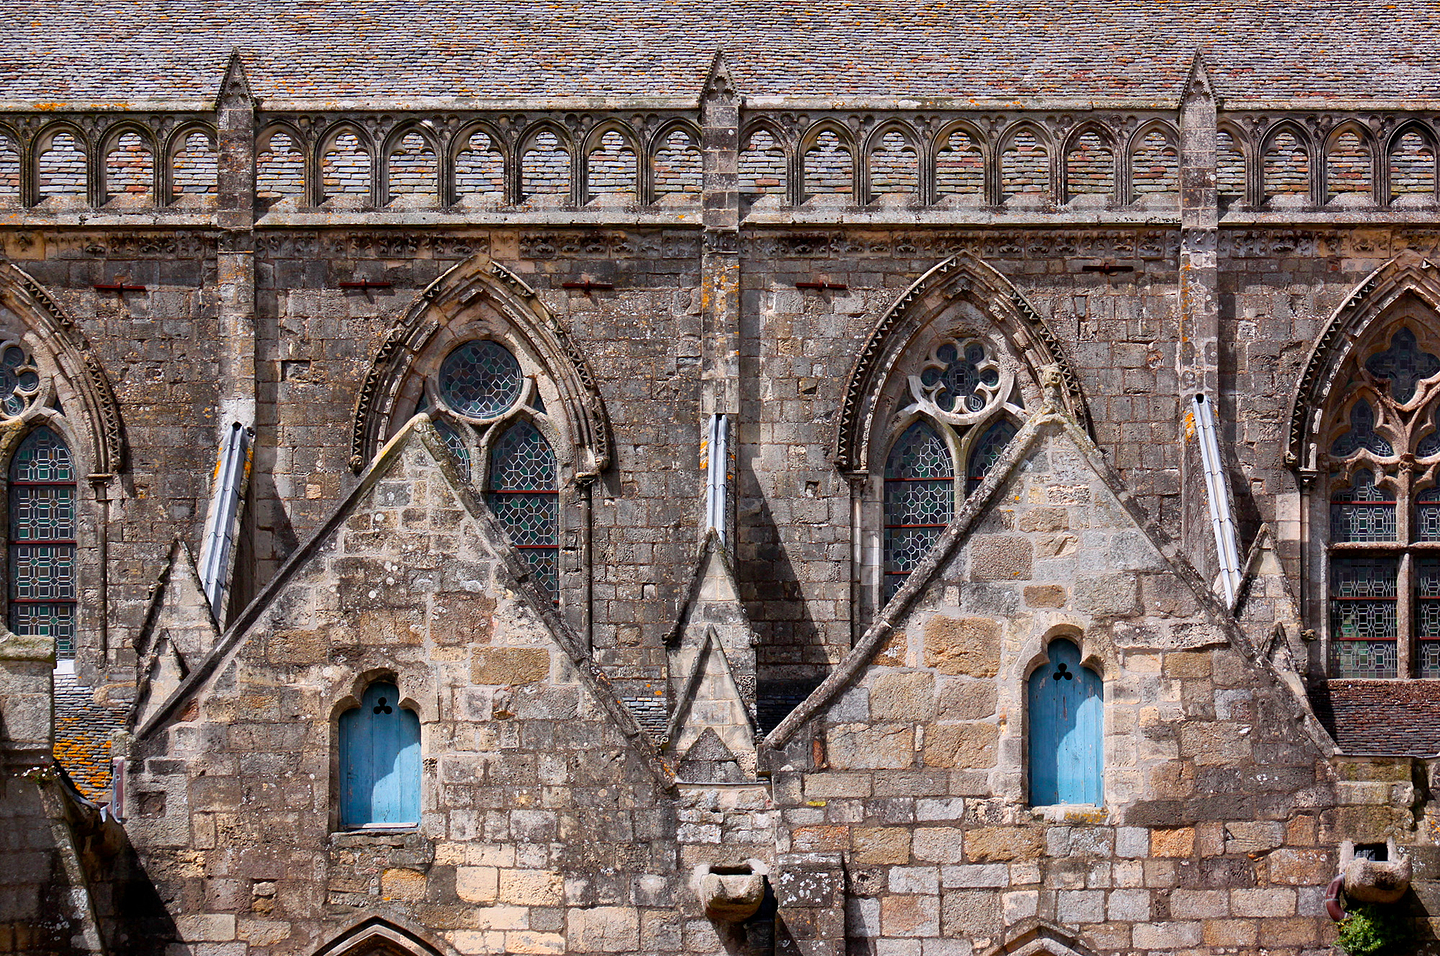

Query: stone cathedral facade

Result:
[4,6,1440,955]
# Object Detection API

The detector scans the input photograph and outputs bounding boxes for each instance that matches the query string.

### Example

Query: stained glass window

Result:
[1330,469,1395,542]
[1418,486,1440,543]
[1325,326,1440,680]
[9,427,76,657]
[1329,556,1398,677]
[883,420,953,603]
[1330,400,1393,458]
[439,341,523,420]
[486,420,559,598]
[1364,328,1440,403]
[966,418,1019,495]
[1417,559,1440,678]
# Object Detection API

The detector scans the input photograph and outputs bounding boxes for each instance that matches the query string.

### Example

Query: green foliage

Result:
[1337,903,1413,956]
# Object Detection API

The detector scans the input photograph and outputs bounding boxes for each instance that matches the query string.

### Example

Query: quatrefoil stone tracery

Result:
[0,342,41,419]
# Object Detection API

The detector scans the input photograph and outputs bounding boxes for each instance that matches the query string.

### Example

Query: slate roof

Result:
[1,0,1438,109]
[52,671,125,803]
[1310,680,1440,757]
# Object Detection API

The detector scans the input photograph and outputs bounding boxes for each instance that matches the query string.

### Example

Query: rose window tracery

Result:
[0,343,41,418]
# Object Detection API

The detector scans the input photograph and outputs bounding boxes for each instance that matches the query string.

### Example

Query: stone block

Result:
[1230,887,1296,917]
[456,866,498,903]
[381,868,427,902]
[924,616,1001,677]
[967,536,1033,581]
[1150,827,1195,857]
[881,894,939,937]
[911,828,965,863]
[1073,573,1139,616]
[923,723,998,770]
[499,869,564,906]
[471,647,551,685]
[853,827,911,865]
[870,672,936,721]
[964,827,1042,862]
[1022,585,1066,608]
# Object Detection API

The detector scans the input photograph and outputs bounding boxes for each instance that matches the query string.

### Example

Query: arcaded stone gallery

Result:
[3,3,1440,954]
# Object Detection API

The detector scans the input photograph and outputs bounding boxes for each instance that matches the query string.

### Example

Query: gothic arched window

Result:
[487,420,559,596]
[339,681,421,828]
[428,339,560,600]
[883,420,953,602]
[879,337,1024,601]
[1320,322,1440,677]
[9,425,76,657]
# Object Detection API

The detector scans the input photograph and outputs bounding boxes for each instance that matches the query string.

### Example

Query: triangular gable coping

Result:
[127,537,218,732]
[136,415,676,788]
[216,48,254,107]
[313,915,455,956]
[662,624,758,749]
[762,394,1340,759]
[703,49,738,100]
[1232,522,1297,618]
[1181,48,1216,106]
[664,527,752,647]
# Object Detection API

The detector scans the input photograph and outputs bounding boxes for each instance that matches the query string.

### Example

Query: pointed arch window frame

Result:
[1312,317,1440,678]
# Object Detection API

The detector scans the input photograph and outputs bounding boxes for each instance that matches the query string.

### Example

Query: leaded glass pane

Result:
[883,421,954,602]
[486,420,558,599]
[1330,556,1398,678]
[433,419,471,481]
[1330,470,1395,542]
[13,603,74,656]
[1365,327,1440,403]
[1330,401,1393,458]
[1417,559,1440,677]
[439,341,523,419]
[966,418,1019,495]
[11,486,75,540]
[490,420,558,490]
[1418,487,1440,542]
[12,426,74,481]
[12,544,75,598]
[8,427,77,658]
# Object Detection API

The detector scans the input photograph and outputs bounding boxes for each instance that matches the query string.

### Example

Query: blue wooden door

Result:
[1028,640,1103,805]
[340,682,421,827]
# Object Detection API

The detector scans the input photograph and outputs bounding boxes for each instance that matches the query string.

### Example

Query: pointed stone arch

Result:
[981,919,1099,956]
[0,261,125,474]
[1286,253,1440,471]
[832,252,1089,474]
[312,916,452,956]
[350,254,610,478]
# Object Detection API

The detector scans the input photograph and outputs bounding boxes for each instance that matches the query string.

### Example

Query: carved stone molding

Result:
[350,253,611,477]
[0,262,125,474]
[1286,251,1440,471]
[832,251,1091,474]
